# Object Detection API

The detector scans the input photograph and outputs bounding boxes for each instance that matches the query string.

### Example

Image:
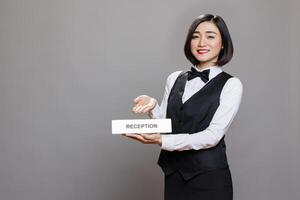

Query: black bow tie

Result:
[187,67,210,82]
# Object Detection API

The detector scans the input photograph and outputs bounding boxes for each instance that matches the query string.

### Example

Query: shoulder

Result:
[167,70,184,80]
[226,76,243,88]
[166,70,183,83]
[165,70,186,89]
[222,76,243,96]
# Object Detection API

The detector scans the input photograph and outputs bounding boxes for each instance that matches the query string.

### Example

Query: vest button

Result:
[180,106,183,110]
[178,119,182,123]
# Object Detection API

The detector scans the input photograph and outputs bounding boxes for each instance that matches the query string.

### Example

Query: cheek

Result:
[190,39,199,49]
[210,41,222,51]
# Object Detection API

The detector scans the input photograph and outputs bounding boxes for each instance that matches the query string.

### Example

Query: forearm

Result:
[161,126,228,151]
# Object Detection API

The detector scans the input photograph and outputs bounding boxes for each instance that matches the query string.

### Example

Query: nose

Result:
[198,37,206,47]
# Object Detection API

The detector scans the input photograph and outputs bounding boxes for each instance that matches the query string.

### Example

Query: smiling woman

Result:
[184,14,233,68]
[124,14,242,200]
[190,21,223,67]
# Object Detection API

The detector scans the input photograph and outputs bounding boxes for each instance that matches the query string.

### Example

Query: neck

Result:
[196,64,216,71]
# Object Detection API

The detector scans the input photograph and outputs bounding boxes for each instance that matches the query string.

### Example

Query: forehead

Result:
[194,21,220,34]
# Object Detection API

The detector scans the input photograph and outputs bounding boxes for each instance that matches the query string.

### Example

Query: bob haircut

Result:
[184,14,234,66]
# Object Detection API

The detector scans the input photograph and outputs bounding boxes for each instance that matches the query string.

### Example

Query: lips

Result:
[196,49,210,55]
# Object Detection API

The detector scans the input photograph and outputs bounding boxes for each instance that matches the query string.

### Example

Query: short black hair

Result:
[184,14,234,66]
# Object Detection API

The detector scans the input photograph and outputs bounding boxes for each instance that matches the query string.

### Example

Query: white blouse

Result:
[150,66,243,151]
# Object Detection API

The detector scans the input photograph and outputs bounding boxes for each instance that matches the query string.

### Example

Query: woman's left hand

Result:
[123,133,162,146]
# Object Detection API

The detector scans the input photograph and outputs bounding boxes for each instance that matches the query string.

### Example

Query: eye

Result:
[192,35,199,39]
[207,36,215,39]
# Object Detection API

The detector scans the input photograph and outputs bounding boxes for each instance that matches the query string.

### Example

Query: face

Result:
[190,21,223,68]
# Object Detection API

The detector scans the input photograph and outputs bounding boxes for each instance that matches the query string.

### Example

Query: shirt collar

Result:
[191,65,223,80]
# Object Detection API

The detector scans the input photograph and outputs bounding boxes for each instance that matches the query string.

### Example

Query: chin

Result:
[196,57,210,63]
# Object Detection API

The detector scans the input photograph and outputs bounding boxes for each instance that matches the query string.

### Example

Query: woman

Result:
[125,14,243,200]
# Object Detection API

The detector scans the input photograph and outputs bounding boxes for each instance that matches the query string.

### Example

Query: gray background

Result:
[0,0,299,199]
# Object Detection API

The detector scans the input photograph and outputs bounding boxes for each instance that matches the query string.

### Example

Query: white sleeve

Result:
[149,71,182,119]
[161,77,243,151]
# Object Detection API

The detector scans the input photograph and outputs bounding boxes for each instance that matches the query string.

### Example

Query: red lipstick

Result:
[197,49,210,55]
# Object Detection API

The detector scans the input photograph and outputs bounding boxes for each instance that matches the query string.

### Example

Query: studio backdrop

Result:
[0,0,299,200]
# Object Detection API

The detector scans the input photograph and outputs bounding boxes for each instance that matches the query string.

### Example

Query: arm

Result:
[125,71,182,145]
[161,77,243,151]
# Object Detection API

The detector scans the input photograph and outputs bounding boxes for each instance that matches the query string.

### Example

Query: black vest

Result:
[158,71,233,180]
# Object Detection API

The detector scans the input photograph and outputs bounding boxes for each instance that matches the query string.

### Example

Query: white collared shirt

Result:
[150,66,243,151]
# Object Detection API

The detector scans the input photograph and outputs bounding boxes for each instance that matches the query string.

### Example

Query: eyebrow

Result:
[193,31,217,34]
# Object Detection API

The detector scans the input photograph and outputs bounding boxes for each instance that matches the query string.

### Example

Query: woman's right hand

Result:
[132,95,157,114]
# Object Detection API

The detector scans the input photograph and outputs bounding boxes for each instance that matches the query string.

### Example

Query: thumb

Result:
[133,95,142,103]
[142,134,154,140]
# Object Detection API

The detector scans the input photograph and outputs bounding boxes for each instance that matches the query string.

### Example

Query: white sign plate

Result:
[111,119,172,134]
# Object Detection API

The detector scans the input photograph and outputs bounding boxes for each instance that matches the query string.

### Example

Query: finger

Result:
[132,105,137,112]
[142,134,156,140]
[142,99,156,111]
[127,137,144,143]
[136,105,145,113]
[139,135,157,144]
[144,133,161,141]
[134,134,154,143]
[132,105,143,113]
[138,134,155,142]
[138,104,151,113]
[126,134,146,143]
[126,133,140,138]
[136,105,148,113]
[134,95,147,104]
[133,95,142,103]
[132,104,140,112]
[140,105,152,113]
